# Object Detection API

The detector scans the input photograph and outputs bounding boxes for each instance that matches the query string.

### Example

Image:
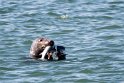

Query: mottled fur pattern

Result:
[29,37,66,60]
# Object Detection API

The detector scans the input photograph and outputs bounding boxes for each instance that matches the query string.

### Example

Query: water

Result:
[0,0,124,83]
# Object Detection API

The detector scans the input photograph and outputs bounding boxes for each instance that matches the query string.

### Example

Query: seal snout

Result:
[48,40,54,46]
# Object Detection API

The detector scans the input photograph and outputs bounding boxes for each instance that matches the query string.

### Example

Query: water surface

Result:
[0,0,124,83]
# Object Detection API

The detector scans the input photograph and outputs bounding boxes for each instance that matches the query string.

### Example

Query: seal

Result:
[29,37,66,60]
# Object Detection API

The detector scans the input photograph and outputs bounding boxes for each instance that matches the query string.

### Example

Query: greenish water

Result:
[0,0,124,83]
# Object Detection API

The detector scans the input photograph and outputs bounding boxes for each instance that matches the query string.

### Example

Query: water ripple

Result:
[0,0,124,83]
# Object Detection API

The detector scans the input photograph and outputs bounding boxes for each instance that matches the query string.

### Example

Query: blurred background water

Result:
[0,0,124,83]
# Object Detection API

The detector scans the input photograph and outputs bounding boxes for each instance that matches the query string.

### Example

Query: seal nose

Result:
[49,40,54,46]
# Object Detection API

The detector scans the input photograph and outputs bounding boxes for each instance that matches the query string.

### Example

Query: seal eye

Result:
[39,38,44,42]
